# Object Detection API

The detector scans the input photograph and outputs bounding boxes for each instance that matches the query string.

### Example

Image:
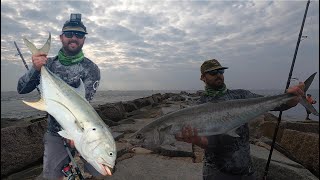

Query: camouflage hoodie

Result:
[199,89,262,176]
[17,55,100,135]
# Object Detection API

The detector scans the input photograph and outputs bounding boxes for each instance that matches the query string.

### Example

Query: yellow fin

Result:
[22,98,46,111]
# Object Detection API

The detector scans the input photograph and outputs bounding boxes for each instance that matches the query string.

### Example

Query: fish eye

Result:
[109,152,113,156]
[92,128,96,130]
[136,133,142,139]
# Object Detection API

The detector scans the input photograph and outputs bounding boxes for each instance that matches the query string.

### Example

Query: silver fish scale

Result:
[159,93,294,137]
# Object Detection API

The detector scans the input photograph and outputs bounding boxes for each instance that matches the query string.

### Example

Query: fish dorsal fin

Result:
[22,98,46,111]
[42,66,86,100]
[74,78,86,99]
[226,127,240,137]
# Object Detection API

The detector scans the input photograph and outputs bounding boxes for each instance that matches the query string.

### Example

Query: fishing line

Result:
[14,39,85,180]
[14,41,41,94]
[263,0,311,179]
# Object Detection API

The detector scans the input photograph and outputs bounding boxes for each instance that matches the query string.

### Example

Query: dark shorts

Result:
[203,164,256,180]
[42,132,103,179]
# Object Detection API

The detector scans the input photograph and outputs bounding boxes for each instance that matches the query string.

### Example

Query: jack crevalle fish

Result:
[131,73,319,149]
[22,33,116,176]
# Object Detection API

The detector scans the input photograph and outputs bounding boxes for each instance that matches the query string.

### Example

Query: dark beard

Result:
[212,84,224,90]
[210,78,224,90]
[62,41,83,56]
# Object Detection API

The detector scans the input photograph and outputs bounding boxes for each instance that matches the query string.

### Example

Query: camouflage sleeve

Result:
[17,67,41,94]
[17,58,55,94]
[83,63,100,101]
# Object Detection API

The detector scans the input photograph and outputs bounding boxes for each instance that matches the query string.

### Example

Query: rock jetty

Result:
[1,92,318,180]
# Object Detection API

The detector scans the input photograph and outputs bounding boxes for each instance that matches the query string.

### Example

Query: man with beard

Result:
[17,14,103,180]
[175,59,305,180]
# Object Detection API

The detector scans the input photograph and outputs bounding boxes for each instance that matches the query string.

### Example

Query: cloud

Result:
[1,0,319,91]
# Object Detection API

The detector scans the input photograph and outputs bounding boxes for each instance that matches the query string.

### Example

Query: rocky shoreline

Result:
[1,91,319,180]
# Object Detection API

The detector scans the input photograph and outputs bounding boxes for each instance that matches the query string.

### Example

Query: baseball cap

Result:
[62,13,88,34]
[200,59,228,74]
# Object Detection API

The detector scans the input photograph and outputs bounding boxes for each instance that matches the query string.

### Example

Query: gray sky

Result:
[1,0,319,91]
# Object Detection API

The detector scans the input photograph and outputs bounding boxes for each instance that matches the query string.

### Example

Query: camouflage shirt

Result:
[199,89,262,176]
[17,56,100,135]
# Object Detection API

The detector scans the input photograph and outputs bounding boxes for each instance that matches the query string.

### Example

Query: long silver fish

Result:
[130,74,319,149]
[22,33,116,176]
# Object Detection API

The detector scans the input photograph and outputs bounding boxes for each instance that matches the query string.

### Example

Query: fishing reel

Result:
[62,163,85,180]
[62,164,76,180]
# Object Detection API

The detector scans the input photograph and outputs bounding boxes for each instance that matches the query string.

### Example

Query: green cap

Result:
[200,59,228,74]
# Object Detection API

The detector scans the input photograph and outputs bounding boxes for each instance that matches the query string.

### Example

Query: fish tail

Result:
[299,72,319,116]
[23,37,39,55]
[300,96,319,116]
[304,72,317,92]
[23,32,51,55]
[39,32,51,54]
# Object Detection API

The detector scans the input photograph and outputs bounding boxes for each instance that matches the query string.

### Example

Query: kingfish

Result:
[130,73,319,149]
[22,33,116,176]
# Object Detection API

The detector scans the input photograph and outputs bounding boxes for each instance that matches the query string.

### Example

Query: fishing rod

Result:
[13,40,85,180]
[263,0,311,179]
[13,41,41,94]
[63,141,85,180]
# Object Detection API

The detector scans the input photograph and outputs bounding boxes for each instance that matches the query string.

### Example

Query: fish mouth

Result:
[100,163,113,176]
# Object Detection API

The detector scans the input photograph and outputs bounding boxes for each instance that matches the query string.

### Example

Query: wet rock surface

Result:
[2,92,319,180]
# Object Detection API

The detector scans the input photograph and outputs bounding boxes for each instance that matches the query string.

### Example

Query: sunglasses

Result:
[206,69,225,76]
[63,31,85,39]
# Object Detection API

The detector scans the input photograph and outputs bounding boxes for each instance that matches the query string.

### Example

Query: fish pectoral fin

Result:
[131,147,153,154]
[160,124,173,133]
[159,125,173,144]
[58,130,73,140]
[22,98,46,111]
[48,99,85,131]
[226,127,240,137]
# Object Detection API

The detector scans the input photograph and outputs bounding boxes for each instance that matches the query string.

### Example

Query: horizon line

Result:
[2,88,320,93]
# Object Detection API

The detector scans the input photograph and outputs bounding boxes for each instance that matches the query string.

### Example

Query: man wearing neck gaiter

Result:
[175,59,305,180]
[17,14,103,179]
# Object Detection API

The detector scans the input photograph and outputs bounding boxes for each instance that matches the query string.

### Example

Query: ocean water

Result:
[1,89,319,121]
[1,90,186,119]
